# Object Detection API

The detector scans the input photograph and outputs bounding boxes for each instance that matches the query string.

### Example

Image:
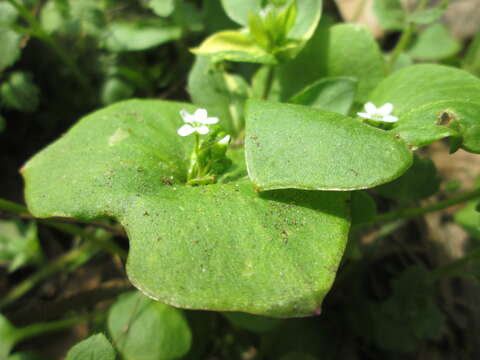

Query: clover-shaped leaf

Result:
[22,99,350,317]
[368,64,480,153]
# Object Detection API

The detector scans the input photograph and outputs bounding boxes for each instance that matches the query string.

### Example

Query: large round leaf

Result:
[245,99,413,191]
[368,64,480,153]
[22,99,350,317]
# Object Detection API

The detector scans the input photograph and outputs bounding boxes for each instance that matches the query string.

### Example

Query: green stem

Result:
[370,188,480,225]
[14,312,105,344]
[385,0,431,73]
[0,242,97,310]
[0,199,127,259]
[262,66,275,100]
[6,0,91,93]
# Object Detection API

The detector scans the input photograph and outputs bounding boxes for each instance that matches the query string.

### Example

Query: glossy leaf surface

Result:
[368,64,480,153]
[245,100,412,191]
[22,99,351,317]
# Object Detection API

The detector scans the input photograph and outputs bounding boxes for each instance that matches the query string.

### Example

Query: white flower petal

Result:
[203,116,219,125]
[364,102,377,114]
[194,108,208,122]
[196,125,210,135]
[180,109,194,123]
[177,124,195,136]
[378,103,394,116]
[357,112,372,119]
[382,115,398,123]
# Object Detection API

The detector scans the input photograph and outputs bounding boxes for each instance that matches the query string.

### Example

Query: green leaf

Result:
[375,156,440,202]
[22,99,351,317]
[245,99,412,191]
[289,77,357,115]
[463,30,480,77]
[101,77,134,105]
[148,0,175,17]
[191,30,276,64]
[276,23,385,102]
[0,314,18,357]
[408,23,460,61]
[220,0,262,26]
[0,29,22,72]
[65,334,115,360]
[286,0,322,41]
[373,0,405,31]
[0,219,43,273]
[406,0,448,25]
[102,20,182,52]
[368,64,480,153]
[222,312,283,333]
[108,291,191,360]
[455,200,480,241]
[0,2,18,24]
[187,56,250,136]
[0,72,40,113]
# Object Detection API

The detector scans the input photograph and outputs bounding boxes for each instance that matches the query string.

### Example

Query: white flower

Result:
[177,108,219,136]
[218,135,230,145]
[357,102,398,123]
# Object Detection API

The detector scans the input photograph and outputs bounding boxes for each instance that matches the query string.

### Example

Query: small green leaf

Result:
[406,0,448,25]
[22,99,351,317]
[286,0,322,42]
[408,23,460,61]
[375,156,440,202]
[221,0,262,26]
[102,20,181,52]
[0,219,43,273]
[108,291,191,360]
[368,64,480,153]
[373,0,405,31]
[463,30,480,77]
[101,77,135,105]
[0,29,22,72]
[0,72,40,113]
[0,2,18,24]
[187,56,250,136]
[246,99,412,191]
[0,314,18,357]
[148,0,175,17]
[65,334,115,360]
[276,23,385,102]
[223,312,283,333]
[191,30,276,64]
[289,77,357,115]
[455,201,480,241]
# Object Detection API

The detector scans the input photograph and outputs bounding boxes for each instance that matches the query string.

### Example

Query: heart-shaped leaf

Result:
[22,99,351,317]
[368,64,480,153]
[245,99,413,191]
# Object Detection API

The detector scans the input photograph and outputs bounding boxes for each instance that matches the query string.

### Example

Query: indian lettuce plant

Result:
[1,0,480,358]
